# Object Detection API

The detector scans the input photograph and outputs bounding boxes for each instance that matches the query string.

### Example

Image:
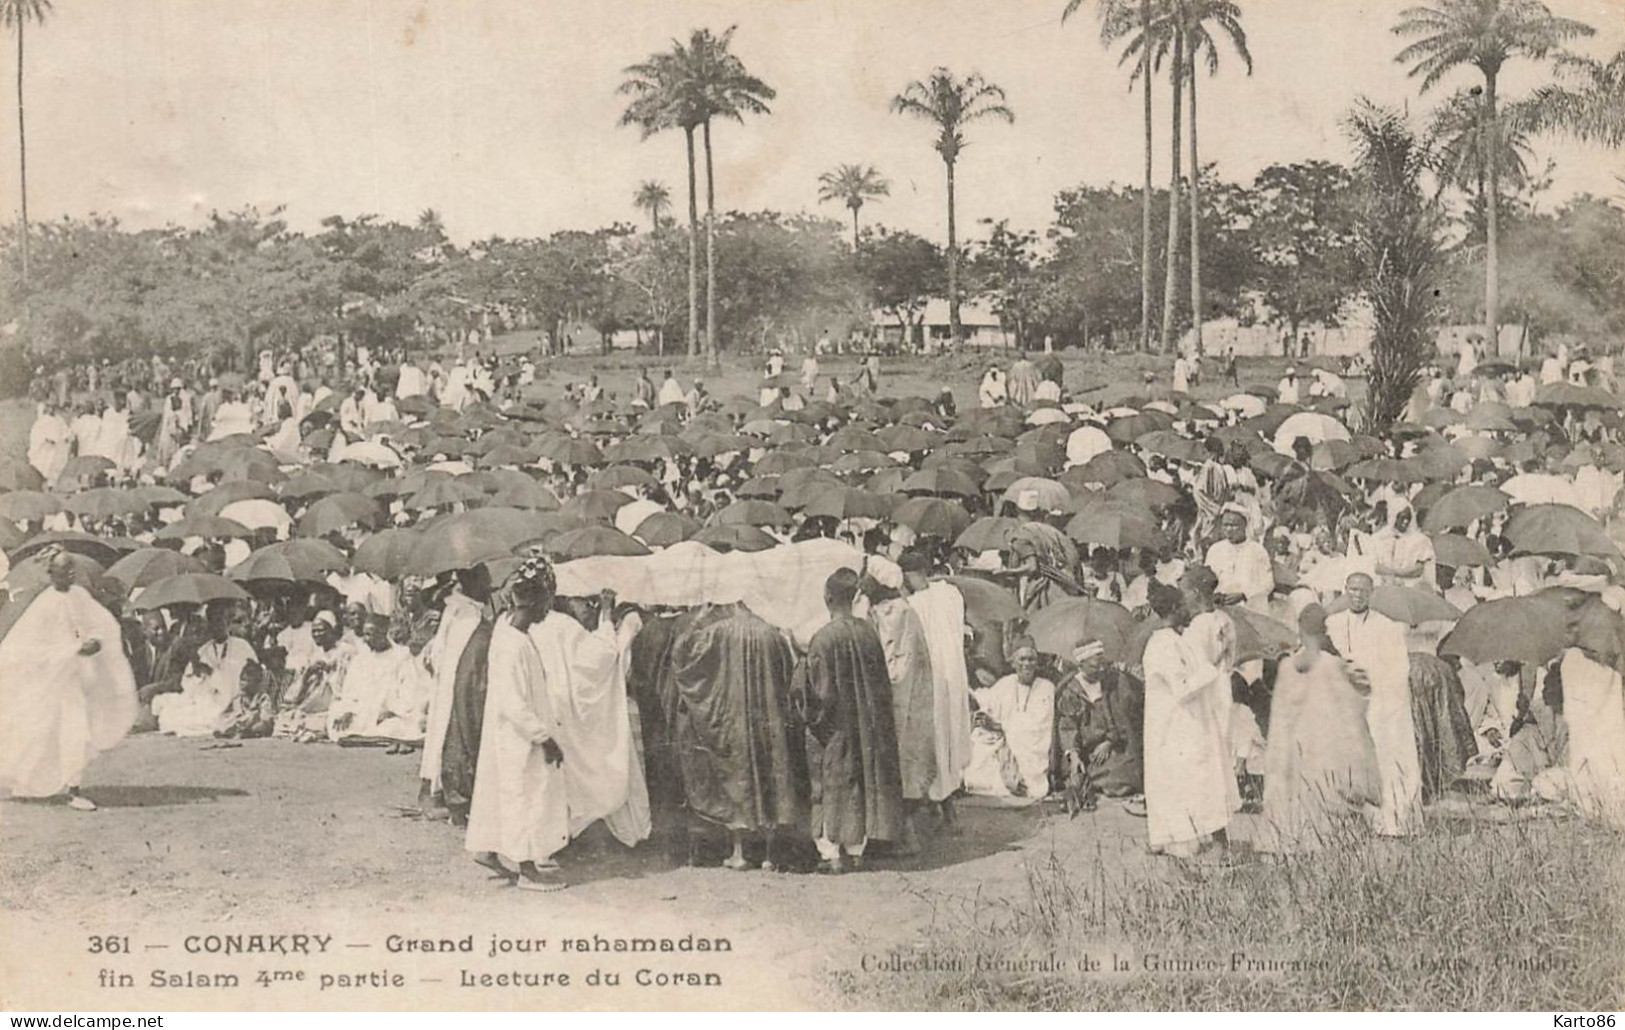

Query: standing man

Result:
[466,557,570,891]
[861,559,937,853]
[900,550,972,821]
[1205,508,1274,615]
[1141,584,1232,860]
[1326,573,1422,837]
[794,569,905,873]
[0,550,137,810]
[418,567,494,817]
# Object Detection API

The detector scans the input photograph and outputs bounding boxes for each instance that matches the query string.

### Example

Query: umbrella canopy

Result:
[1345,457,1429,485]
[1439,596,1571,665]
[713,500,793,528]
[900,467,979,498]
[64,487,147,521]
[1505,503,1620,560]
[407,507,544,577]
[545,526,652,561]
[1422,485,1511,532]
[1134,430,1205,462]
[1326,586,1462,626]
[129,484,189,509]
[890,497,973,540]
[352,528,422,579]
[0,460,44,492]
[536,435,605,466]
[1027,596,1135,662]
[488,478,561,510]
[1274,412,1351,455]
[0,490,64,522]
[631,511,702,547]
[691,523,779,553]
[605,436,694,464]
[735,476,784,499]
[404,477,487,511]
[559,489,633,524]
[132,572,250,610]
[999,476,1074,514]
[295,492,382,537]
[8,530,132,564]
[943,575,1024,627]
[1225,606,1298,664]
[228,539,347,584]
[1534,382,1620,410]
[104,547,209,589]
[1106,411,1174,444]
[216,498,295,534]
[154,515,254,541]
[801,487,893,522]
[1106,477,1182,511]
[831,450,899,475]
[1072,450,1146,488]
[1429,532,1493,569]
[954,517,1025,553]
[588,465,661,491]
[4,551,110,597]
[1065,500,1166,551]
[779,469,845,509]
[335,440,404,468]
[1502,473,1580,508]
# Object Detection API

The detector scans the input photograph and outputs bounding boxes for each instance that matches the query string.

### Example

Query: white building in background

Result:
[872,298,1012,351]
[1181,315,1528,361]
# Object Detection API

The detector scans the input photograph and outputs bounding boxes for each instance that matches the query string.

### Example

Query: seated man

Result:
[1054,640,1143,811]
[153,602,260,738]
[273,611,347,742]
[1491,664,1571,804]
[963,636,1055,804]
[329,614,428,748]
[214,662,275,740]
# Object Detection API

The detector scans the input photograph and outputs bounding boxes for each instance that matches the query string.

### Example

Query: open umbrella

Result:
[352,528,421,579]
[1505,503,1620,560]
[1534,382,1620,410]
[406,507,540,577]
[1422,485,1511,532]
[4,551,110,597]
[64,487,146,521]
[536,435,605,466]
[488,478,561,511]
[154,515,254,541]
[954,517,1025,553]
[1429,532,1492,569]
[779,469,845,509]
[890,497,973,540]
[1134,430,1205,463]
[589,465,661,491]
[713,499,793,528]
[691,523,778,553]
[1027,596,1134,662]
[1326,586,1462,626]
[900,467,979,498]
[999,476,1074,514]
[735,476,783,499]
[104,547,208,589]
[1072,450,1146,488]
[404,477,487,511]
[943,575,1024,627]
[0,490,64,522]
[1345,457,1429,485]
[1439,596,1570,665]
[0,460,43,492]
[1106,478,1182,511]
[215,498,294,535]
[1273,411,1351,455]
[801,487,893,522]
[632,511,701,547]
[132,572,250,610]
[1225,606,1297,664]
[228,539,347,584]
[545,526,652,561]
[295,493,382,537]
[560,489,634,523]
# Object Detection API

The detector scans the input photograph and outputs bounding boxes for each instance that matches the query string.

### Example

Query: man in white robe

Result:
[901,551,972,813]
[963,637,1054,803]
[1206,508,1274,614]
[656,370,686,408]
[1559,646,1625,828]
[153,604,260,738]
[207,389,256,441]
[1181,567,1244,814]
[0,551,136,810]
[1326,573,1422,836]
[466,557,571,891]
[418,568,492,813]
[1141,584,1233,858]
[329,615,427,744]
[28,401,74,488]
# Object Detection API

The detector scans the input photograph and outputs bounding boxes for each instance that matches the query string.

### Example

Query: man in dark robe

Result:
[1054,640,1144,811]
[1410,653,1477,800]
[440,619,495,825]
[793,568,905,873]
[627,609,689,857]
[671,603,810,871]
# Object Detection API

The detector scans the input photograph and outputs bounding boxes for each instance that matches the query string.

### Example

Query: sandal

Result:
[517,874,567,893]
[473,854,518,882]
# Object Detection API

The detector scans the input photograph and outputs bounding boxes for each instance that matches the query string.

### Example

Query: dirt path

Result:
[0,734,1154,1010]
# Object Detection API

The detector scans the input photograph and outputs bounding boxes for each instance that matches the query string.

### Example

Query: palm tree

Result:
[1393,0,1594,350]
[1,0,51,292]
[416,207,446,240]
[1103,0,1185,352]
[891,69,1015,347]
[1428,87,1539,240]
[1180,0,1251,356]
[687,27,774,369]
[633,180,671,234]
[1529,48,1625,149]
[619,49,704,358]
[817,163,891,249]
[1066,0,1154,353]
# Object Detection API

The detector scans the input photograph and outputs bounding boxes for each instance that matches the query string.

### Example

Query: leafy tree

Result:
[1529,48,1625,149]
[856,227,945,349]
[970,219,1042,350]
[1044,182,1162,348]
[891,68,1014,347]
[1250,160,1361,342]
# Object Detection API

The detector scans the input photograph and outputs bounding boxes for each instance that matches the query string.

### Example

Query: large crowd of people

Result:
[3,329,1625,890]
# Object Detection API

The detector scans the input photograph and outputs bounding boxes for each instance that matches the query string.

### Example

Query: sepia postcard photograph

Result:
[0,0,1623,1013]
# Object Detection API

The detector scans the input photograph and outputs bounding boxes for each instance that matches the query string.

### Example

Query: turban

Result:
[865,555,903,591]
[1008,635,1037,657]
[312,610,338,629]
[1073,640,1105,662]
[511,554,556,601]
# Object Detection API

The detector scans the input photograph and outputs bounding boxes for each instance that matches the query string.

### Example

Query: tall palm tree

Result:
[1429,87,1539,238]
[817,163,891,249]
[1103,0,1186,352]
[1066,0,1154,353]
[891,69,1015,347]
[1180,0,1250,356]
[1,0,51,292]
[1529,48,1625,149]
[619,49,704,358]
[687,27,774,369]
[633,180,671,234]
[1393,0,1594,350]
[416,207,446,240]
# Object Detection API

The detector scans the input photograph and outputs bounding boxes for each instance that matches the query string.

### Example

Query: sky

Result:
[1,0,1622,246]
